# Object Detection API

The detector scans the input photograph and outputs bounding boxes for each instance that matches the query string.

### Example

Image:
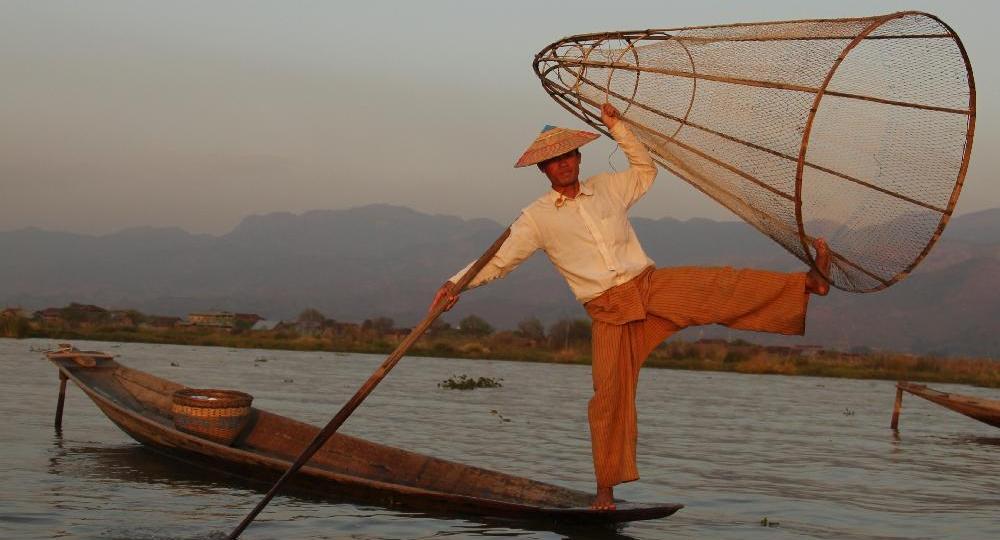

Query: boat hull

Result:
[898,382,1000,429]
[48,352,682,525]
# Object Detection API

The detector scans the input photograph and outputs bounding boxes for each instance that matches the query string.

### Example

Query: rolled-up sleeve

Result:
[448,211,542,290]
[607,121,657,208]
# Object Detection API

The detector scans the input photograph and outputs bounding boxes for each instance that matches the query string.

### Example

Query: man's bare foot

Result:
[806,238,831,296]
[591,485,616,511]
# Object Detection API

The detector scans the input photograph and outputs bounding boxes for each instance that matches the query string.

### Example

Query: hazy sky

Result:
[1,1,996,235]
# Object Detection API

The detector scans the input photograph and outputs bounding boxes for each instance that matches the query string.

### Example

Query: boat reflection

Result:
[47,441,642,540]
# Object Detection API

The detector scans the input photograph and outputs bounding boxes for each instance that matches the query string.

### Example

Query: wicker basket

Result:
[171,388,253,445]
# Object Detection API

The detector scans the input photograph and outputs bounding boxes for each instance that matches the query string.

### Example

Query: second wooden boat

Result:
[891,381,1000,430]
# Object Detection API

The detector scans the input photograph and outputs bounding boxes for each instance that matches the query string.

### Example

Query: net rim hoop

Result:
[793,10,976,292]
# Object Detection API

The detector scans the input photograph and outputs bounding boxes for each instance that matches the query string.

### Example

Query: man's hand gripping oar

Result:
[225,227,511,539]
[430,281,461,314]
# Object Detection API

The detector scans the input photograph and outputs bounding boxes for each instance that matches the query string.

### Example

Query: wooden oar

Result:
[226,227,511,539]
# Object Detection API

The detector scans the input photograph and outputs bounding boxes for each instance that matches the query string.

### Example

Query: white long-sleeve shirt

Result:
[449,121,658,303]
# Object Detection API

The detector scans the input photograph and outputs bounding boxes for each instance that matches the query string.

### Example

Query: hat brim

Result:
[514,128,599,168]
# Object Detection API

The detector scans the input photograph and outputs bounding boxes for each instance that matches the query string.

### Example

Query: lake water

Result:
[1,338,997,539]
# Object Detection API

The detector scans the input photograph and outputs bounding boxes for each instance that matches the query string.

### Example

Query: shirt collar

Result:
[548,181,593,207]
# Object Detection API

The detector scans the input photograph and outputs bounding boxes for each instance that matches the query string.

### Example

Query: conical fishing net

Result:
[534,11,975,292]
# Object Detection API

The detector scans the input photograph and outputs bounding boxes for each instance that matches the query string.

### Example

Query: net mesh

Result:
[534,11,975,292]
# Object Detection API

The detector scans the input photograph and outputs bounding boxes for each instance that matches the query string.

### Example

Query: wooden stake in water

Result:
[226,227,511,540]
[890,386,904,430]
[55,371,68,430]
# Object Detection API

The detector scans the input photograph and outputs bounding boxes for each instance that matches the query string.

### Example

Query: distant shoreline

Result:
[15,326,999,389]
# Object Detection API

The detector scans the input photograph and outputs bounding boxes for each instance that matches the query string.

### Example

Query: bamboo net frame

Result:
[534,11,976,293]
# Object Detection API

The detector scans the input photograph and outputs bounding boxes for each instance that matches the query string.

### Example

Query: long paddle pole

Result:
[226,227,511,539]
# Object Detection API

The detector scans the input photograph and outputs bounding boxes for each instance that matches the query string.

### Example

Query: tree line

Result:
[294,308,592,349]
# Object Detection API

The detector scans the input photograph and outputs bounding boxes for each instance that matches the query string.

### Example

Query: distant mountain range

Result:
[2,205,997,357]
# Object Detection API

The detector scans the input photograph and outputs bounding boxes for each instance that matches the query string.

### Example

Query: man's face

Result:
[538,150,581,188]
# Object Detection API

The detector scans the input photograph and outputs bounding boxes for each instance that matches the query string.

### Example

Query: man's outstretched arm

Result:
[428,212,542,314]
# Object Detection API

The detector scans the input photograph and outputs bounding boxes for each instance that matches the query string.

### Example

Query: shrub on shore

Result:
[0,316,29,338]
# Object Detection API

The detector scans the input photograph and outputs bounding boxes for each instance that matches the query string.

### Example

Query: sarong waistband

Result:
[584,266,655,325]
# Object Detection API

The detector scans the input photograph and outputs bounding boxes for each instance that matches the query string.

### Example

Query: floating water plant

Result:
[760,517,780,527]
[438,374,503,390]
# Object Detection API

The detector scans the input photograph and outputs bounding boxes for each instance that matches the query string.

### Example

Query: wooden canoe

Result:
[45,348,682,524]
[893,381,1000,429]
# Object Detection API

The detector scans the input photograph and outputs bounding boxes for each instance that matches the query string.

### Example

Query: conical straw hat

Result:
[514,125,600,168]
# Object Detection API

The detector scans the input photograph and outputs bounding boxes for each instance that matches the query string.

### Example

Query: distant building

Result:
[791,344,824,357]
[141,316,181,329]
[108,310,138,328]
[72,304,109,324]
[251,320,280,331]
[68,303,108,315]
[294,319,324,336]
[235,313,263,327]
[322,321,360,338]
[36,308,65,325]
[185,311,236,328]
[272,321,296,333]
[33,304,110,328]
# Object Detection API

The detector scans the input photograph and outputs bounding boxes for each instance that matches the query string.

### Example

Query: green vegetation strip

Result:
[5,312,998,388]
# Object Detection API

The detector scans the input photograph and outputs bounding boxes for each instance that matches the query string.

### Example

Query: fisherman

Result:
[430,103,830,510]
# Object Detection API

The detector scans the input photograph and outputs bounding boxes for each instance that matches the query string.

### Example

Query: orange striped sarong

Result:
[584,266,809,487]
